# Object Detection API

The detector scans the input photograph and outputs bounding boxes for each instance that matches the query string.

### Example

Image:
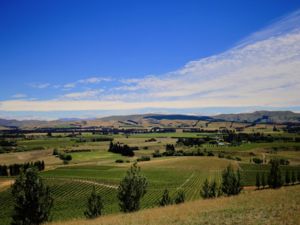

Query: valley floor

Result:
[49,185,300,225]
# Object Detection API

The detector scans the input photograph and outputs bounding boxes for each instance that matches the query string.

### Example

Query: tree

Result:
[52,149,59,156]
[200,178,210,199]
[221,164,243,196]
[285,170,290,185]
[84,186,103,219]
[59,154,72,164]
[11,168,53,225]
[291,170,296,185]
[0,165,8,176]
[117,163,147,212]
[268,159,283,189]
[159,189,172,206]
[256,173,260,189]
[261,172,266,188]
[174,190,185,204]
[165,144,175,156]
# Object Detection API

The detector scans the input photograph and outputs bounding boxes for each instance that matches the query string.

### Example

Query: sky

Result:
[1,0,300,120]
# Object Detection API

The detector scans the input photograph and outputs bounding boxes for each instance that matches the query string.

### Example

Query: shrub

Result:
[174,190,185,204]
[137,156,151,162]
[174,151,184,156]
[115,159,124,163]
[159,189,172,206]
[252,158,263,164]
[59,154,72,164]
[52,148,59,155]
[145,138,156,142]
[152,150,162,158]
[279,158,290,165]
[200,179,221,198]
[200,179,210,199]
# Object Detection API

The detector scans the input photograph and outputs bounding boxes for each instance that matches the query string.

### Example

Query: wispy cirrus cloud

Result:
[11,93,27,99]
[29,83,50,89]
[1,9,300,113]
[63,77,111,90]
[61,89,103,100]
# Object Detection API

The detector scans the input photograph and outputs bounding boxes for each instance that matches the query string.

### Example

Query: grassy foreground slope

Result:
[49,185,300,225]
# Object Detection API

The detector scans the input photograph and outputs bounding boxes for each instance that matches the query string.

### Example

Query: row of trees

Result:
[201,165,242,199]
[176,137,206,146]
[0,160,45,176]
[108,141,136,156]
[256,161,300,189]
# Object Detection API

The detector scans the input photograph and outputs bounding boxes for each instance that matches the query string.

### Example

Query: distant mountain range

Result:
[0,111,300,129]
[214,111,300,123]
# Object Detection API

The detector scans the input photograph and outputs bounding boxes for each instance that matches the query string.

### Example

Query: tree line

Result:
[0,160,45,176]
[108,141,138,156]
[255,159,300,189]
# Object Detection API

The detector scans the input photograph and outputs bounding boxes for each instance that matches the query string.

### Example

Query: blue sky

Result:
[1,1,300,120]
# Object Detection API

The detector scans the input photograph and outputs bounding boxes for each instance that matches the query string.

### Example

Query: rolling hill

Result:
[0,111,299,129]
[49,185,300,225]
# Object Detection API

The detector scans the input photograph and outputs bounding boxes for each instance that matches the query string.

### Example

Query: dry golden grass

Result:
[0,149,61,167]
[49,185,300,225]
[140,156,238,171]
[0,178,14,192]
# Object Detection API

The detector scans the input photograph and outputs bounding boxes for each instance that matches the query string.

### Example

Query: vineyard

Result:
[0,157,231,225]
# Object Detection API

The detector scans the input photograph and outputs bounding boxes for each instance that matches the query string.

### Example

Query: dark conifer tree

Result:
[285,170,290,185]
[174,190,185,204]
[291,170,296,185]
[268,159,283,189]
[84,186,103,219]
[159,189,172,206]
[256,173,260,189]
[261,172,266,188]
[117,163,147,212]
[11,168,53,225]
